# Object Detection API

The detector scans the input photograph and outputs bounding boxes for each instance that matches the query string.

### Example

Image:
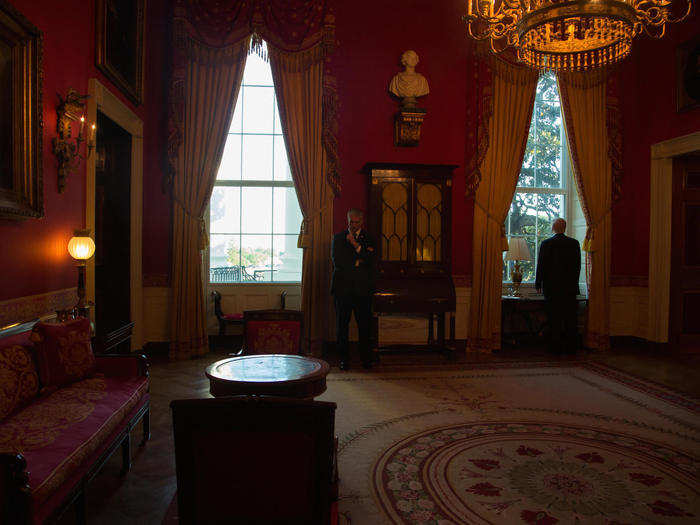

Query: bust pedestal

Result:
[394,107,426,147]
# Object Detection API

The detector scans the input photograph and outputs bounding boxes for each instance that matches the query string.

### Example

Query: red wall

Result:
[612,10,700,278]
[2,0,696,305]
[332,0,473,277]
[0,0,170,301]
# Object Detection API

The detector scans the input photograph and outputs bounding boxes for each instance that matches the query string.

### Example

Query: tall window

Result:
[209,47,303,283]
[504,72,582,283]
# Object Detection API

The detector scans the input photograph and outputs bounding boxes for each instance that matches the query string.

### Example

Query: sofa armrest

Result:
[0,453,31,524]
[94,354,149,378]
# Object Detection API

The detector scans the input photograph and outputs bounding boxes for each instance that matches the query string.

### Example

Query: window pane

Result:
[240,234,272,282]
[536,193,565,237]
[273,187,303,235]
[242,86,274,134]
[230,95,242,133]
[509,192,537,237]
[241,186,272,233]
[210,234,240,282]
[210,187,240,233]
[273,234,302,282]
[217,136,242,180]
[242,52,273,85]
[274,136,292,180]
[273,100,283,135]
[242,135,273,180]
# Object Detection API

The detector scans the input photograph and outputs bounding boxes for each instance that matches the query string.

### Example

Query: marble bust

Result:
[389,50,429,107]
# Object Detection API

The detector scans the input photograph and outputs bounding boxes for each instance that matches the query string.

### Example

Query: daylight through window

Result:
[209,46,303,283]
[504,72,583,284]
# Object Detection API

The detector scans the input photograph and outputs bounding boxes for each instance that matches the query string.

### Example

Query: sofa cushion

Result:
[0,373,148,510]
[31,318,95,389]
[0,342,39,421]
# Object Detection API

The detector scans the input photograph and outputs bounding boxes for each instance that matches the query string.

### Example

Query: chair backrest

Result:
[243,309,303,355]
[212,290,224,319]
[171,396,336,525]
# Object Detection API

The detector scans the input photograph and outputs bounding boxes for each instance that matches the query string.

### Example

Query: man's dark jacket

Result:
[331,229,376,297]
[535,233,581,298]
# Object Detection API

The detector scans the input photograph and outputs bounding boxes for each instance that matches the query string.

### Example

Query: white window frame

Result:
[205,50,302,286]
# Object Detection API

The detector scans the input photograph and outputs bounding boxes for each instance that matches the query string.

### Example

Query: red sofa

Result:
[0,320,150,524]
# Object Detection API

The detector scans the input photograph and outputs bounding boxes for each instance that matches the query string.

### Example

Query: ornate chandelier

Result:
[464,0,693,71]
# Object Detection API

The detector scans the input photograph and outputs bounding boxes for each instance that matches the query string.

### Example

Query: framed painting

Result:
[0,1,43,220]
[96,0,145,105]
[676,35,700,113]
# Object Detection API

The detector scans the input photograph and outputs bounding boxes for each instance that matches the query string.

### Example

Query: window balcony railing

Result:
[209,266,258,283]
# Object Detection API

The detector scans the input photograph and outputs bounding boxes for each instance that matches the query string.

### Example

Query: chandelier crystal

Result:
[464,0,693,71]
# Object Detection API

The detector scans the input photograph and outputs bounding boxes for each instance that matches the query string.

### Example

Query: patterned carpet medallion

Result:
[320,362,699,524]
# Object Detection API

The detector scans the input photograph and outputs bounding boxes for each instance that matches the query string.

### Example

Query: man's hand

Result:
[346,232,359,248]
[535,286,541,294]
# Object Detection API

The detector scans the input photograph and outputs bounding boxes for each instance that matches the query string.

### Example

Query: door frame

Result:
[648,131,700,343]
[86,79,144,350]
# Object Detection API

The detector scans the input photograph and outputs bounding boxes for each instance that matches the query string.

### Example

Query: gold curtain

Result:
[269,44,333,356]
[169,38,250,360]
[467,62,538,353]
[558,73,611,351]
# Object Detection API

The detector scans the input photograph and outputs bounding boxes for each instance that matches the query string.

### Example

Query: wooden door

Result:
[670,155,700,349]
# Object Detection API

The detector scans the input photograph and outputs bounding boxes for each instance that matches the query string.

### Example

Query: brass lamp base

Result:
[511,265,523,297]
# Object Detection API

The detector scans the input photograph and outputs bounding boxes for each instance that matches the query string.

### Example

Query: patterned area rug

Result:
[318,362,699,524]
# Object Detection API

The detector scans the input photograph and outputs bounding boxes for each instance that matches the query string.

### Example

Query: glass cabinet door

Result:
[380,181,409,262]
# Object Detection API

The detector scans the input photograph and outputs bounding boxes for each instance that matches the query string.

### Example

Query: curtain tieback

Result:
[174,196,208,250]
[583,207,612,253]
[298,201,332,249]
[475,199,509,251]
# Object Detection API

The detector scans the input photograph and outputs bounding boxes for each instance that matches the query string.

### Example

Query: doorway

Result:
[670,155,700,350]
[94,111,132,351]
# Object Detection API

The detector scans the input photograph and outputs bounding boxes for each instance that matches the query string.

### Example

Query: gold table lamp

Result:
[505,237,531,297]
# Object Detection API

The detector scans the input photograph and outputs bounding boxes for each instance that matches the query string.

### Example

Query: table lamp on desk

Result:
[505,237,531,297]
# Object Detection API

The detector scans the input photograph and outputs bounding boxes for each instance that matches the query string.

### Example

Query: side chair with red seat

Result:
[212,290,244,336]
[241,308,304,355]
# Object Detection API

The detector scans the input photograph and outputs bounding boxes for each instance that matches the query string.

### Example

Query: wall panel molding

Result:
[0,288,77,328]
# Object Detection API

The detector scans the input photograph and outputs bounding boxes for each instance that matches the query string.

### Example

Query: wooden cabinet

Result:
[365,163,455,276]
[363,163,457,355]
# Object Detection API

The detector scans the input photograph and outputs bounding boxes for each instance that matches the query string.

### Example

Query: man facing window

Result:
[535,218,581,354]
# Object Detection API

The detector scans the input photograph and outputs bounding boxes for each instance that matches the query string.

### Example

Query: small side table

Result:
[501,295,587,347]
[205,354,330,399]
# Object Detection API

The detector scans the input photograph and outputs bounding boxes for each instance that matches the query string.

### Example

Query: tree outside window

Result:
[504,72,582,284]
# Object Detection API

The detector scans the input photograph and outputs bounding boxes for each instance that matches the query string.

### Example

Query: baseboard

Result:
[610,335,651,349]
[142,341,169,358]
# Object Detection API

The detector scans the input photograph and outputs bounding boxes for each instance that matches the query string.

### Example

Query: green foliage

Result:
[226,244,270,268]
[506,73,567,282]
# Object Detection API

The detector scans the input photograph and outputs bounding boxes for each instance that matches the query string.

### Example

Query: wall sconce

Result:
[68,229,96,318]
[52,88,96,193]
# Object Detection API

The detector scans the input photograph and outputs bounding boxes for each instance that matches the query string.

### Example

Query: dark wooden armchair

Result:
[171,396,337,525]
[241,309,304,356]
[212,290,244,336]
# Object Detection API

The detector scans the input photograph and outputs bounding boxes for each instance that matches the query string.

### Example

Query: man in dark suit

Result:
[535,218,581,354]
[331,208,376,370]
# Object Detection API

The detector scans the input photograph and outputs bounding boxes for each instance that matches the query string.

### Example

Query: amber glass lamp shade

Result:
[68,229,95,261]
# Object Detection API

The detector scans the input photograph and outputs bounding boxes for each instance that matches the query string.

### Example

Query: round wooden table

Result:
[205,354,330,399]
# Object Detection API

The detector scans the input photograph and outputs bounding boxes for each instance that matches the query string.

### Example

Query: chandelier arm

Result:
[467,23,494,41]
[643,21,667,38]
[666,0,693,23]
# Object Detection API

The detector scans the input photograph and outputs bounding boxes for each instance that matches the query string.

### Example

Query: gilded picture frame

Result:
[676,35,700,113]
[95,0,145,105]
[0,1,43,220]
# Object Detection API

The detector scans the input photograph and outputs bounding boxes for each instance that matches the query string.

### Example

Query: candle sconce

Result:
[52,89,96,193]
